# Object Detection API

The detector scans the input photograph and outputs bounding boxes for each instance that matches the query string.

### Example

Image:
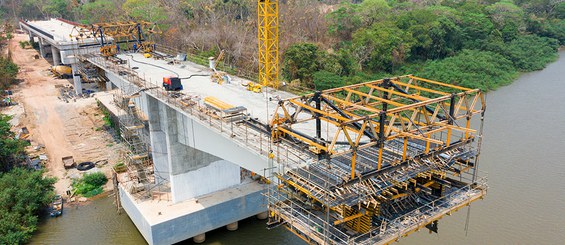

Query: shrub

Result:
[501,35,559,71]
[418,49,518,91]
[72,172,107,198]
[313,71,345,91]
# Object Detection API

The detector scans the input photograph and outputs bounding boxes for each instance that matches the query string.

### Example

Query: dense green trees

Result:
[502,35,559,71]
[0,168,56,244]
[289,0,562,92]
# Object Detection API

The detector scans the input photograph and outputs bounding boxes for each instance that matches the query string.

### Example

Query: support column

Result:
[38,38,45,57]
[193,233,205,244]
[256,211,268,220]
[226,221,238,231]
[71,63,82,94]
[29,34,34,43]
[51,46,60,65]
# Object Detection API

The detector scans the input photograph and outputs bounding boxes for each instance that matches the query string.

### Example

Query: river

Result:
[31,50,565,244]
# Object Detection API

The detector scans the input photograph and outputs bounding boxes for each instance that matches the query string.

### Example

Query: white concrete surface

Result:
[119,180,266,245]
[170,160,240,202]
[20,19,105,64]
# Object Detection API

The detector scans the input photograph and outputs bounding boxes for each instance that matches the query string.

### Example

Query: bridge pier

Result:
[51,46,60,65]
[71,63,82,94]
[38,38,46,58]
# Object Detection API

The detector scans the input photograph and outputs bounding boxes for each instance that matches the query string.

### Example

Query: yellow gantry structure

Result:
[70,21,162,56]
[258,0,280,88]
[270,75,485,179]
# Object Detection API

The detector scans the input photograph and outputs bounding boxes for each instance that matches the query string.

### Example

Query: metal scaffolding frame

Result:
[267,75,488,245]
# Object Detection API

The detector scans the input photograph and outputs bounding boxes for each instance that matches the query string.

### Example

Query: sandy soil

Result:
[2,34,122,195]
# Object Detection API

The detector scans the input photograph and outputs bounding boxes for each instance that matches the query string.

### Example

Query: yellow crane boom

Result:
[258,0,279,88]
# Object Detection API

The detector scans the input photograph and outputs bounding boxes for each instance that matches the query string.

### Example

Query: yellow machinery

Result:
[244,82,262,93]
[100,45,118,57]
[210,50,226,84]
[258,0,279,89]
[70,21,162,57]
[51,65,72,78]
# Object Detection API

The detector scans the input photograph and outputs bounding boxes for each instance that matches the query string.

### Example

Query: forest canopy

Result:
[1,0,563,91]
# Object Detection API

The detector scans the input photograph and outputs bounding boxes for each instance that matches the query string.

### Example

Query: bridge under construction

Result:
[20,18,487,245]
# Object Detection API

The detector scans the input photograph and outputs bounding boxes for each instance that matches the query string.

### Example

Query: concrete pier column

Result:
[193,233,205,244]
[226,221,238,231]
[257,211,268,220]
[38,38,45,57]
[71,63,82,94]
[106,81,112,91]
[28,34,34,43]
[51,46,61,65]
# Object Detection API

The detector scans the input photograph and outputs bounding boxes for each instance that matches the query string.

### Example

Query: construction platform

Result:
[266,76,488,244]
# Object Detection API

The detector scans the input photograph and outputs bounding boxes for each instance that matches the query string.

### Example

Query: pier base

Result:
[256,211,268,220]
[226,221,238,231]
[193,233,205,243]
[119,181,266,245]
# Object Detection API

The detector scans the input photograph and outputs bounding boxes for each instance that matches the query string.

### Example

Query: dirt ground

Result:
[2,34,122,196]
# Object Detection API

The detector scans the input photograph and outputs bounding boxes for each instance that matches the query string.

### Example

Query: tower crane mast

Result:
[258,0,280,88]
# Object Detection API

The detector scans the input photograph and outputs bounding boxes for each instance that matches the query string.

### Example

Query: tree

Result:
[486,0,524,42]
[359,0,391,27]
[327,3,362,40]
[282,43,320,87]
[459,12,495,50]
[123,0,167,23]
[351,21,414,72]
[0,168,56,244]
[42,0,68,18]
[80,0,119,24]
[0,57,19,90]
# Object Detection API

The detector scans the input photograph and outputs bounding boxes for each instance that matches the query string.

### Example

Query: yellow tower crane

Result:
[258,0,279,89]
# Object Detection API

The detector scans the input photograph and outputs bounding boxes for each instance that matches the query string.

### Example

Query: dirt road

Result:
[4,33,121,195]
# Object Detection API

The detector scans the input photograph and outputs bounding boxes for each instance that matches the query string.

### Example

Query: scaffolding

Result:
[267,75,488,244]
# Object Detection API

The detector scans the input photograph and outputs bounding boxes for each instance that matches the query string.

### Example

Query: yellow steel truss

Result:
[258,0,279,88]
[270,75,486,178]
[70,21,162,56]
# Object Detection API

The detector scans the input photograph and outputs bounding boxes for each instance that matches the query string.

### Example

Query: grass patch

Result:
[72,172,108,198]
